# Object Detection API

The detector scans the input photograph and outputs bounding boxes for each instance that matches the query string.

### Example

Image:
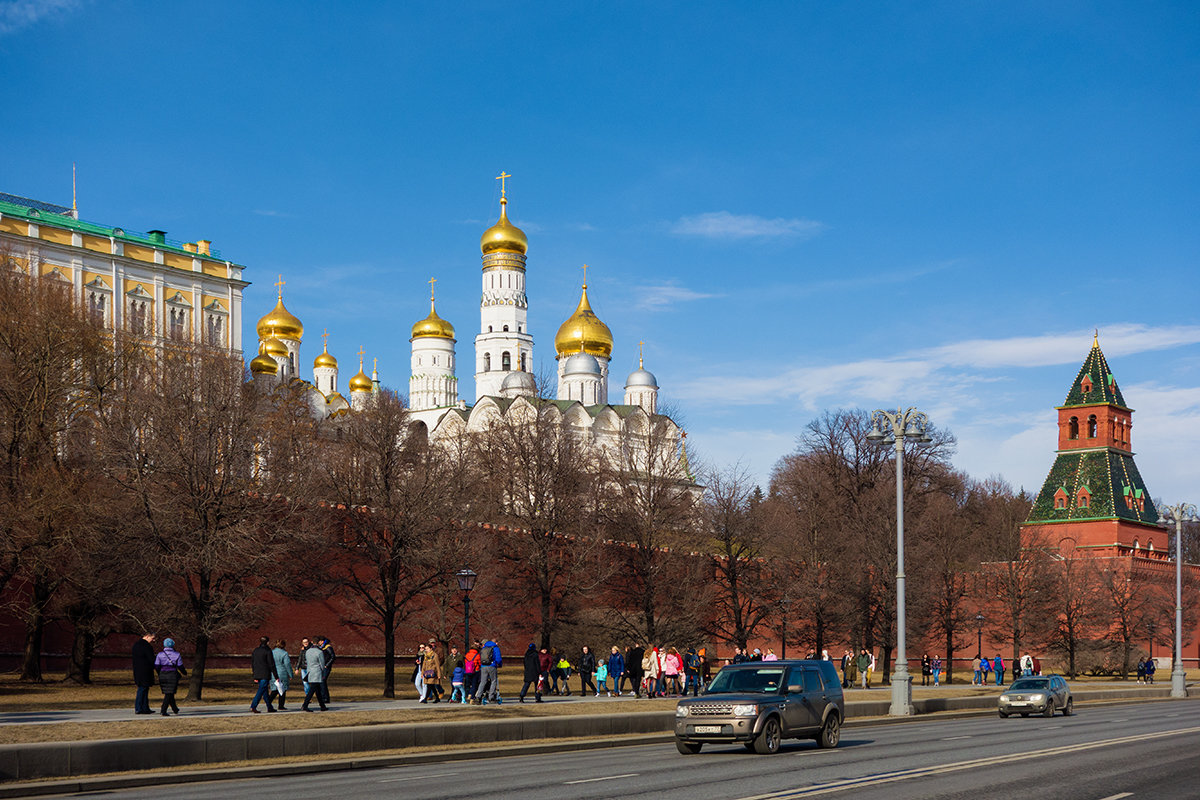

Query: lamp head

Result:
[866,426,885,443]
[455,568,478,593]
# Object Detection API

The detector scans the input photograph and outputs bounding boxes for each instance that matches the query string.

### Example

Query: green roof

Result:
[1027,449,1158,525]
[1061,340,1128,408]
[0,195,239,264]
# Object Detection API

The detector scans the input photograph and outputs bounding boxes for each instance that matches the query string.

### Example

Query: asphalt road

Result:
[47,700,1200,799]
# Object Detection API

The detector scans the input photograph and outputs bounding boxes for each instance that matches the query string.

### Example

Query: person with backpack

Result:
[981,655,992,685]
[463,641,481,703]
[473,637,503,704]
[684,647,702,696]
[994,654,1005,686]
[1145,657,1156,684]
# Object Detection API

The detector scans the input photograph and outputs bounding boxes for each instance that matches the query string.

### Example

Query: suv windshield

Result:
[1009,679,1049,691]
[706,668,785,694]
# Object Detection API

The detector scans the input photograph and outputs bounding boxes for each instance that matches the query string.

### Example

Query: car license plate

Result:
[695,725,722,733]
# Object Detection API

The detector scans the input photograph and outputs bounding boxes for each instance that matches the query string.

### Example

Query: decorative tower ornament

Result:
[475,172,534,400]
[410,277,458,411]
[313,328,339,396]
[349,346,373,411]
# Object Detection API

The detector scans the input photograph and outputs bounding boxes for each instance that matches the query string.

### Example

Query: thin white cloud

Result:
[925,324,1200,369]
[0,0,80,35]
[635,283,719,311]
[670,211,825,240]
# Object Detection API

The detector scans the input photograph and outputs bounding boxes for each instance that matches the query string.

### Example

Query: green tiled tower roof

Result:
[1060,335,1128,409]
[1027,450,1158,525]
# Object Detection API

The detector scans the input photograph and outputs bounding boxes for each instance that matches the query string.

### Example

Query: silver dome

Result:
[625,367,658,389]
[564,352,602,376]
[501,370,537,392]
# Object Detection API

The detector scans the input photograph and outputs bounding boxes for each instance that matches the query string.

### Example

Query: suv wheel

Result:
[1043,700,1055,718]
[817,713,840,748]
[675,740,702,755]
[1062,697,1073,716]
[753,717,782,755]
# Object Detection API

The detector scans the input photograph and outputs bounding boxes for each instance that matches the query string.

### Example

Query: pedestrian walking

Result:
[921,654,931,686]
[422,640,444,703]
[579,646,598,696]
[132,631,157,715]
[270,640,292,710]
[932,655,943,686]
[319,636,337,705]
[463,640,482,702]
[300,638,328,712]
[857,649,872,689]
[520,643,543,703]
[994,654,1005,686]
[981,655,991,684]
[972,655,982,686]
[296,636,312,696]
[608,646,626,696]
[684,647,703,696]
[1145,657,1157,684]
[250,636,278,713]
[627,644,645,696]
[473,637,502,704]
[153,638,185,716]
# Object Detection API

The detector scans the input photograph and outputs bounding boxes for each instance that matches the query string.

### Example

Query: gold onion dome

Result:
[256,281,304,341]
[262,335,288,358]
[554,284,613,358]
[314,346,338,369]
[480,195,528,255]
[411,300,455,340]
[349,355,373,392]
[250,349,278,375]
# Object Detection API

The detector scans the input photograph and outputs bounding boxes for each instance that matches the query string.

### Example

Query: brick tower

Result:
[1022,335,1165,556]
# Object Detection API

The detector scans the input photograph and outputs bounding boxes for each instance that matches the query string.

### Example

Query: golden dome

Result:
[250,349,278,376]
[349,352,373,392]
[256,288,304,341]
[480,196,528,255]
[314,346,338,369]
[554,284,613,358]
[411,299,455,340]
[262,335,288,358]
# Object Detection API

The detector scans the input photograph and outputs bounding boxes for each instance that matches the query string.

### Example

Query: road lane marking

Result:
[940,735,972,740]
[565,773,639,784]
[379,771,459,783]
[1097,794,1132,800]
[734,725,1200,799]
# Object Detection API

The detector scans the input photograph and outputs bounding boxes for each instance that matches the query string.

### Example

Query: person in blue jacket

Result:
[473,637,503,704]
[607,646,626,696]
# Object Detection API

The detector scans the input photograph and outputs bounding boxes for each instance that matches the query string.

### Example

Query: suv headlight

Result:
[732,704,758,716]
[1029,693,1046,703]
[675,705,689,717]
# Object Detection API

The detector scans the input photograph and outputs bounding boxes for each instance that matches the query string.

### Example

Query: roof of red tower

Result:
[1060,338,1128,409]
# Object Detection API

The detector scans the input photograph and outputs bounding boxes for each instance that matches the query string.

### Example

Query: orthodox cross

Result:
[274,274,285,298]
[639,340,645,367]
[357,346,365,367]
[429,276,437,301]
[322,328,329,350]
[496,171,511,196]
[581,263,588,287]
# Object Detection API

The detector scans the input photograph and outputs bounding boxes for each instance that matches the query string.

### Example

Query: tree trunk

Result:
[19,577,51,681]
[187,633,210,700]
[65,624,95,684]
[383,606,396,699]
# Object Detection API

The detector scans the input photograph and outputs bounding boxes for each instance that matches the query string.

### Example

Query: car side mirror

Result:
[787,684,803,694]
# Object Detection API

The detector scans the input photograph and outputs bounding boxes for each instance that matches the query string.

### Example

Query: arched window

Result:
[484,353,491,371]
[502,351,511,371]
[1078,494,1089,509]
[1087,415,1098,438]
[1068,417,1079,439]
[503,325,509,332]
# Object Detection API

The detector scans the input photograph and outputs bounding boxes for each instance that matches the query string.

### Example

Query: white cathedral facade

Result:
[248,180,683,462]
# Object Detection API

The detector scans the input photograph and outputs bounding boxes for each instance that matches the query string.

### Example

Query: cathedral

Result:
[248,178,683,454]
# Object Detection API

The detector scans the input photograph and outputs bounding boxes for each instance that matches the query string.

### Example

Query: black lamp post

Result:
[975,613,985,657]
[455,569,477,653]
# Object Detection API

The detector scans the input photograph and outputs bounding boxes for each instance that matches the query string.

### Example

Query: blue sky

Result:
[3,1,1199,501]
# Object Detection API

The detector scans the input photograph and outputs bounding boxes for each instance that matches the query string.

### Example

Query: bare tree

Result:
[317,389,462,698]
[98,342,315,699]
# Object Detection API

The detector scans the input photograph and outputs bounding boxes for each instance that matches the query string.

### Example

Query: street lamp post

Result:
[455,569,478,654]
[1157,503,1197,699]
[867,407,933,716]
[976,612,985,658]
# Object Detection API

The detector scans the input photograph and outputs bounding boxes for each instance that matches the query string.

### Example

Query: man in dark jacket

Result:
[579,646,597,696]
[627,644,645,697]
[519,643,543,703]
[132,632,157,715]
[250,636,278,713]
[318,636,336,705]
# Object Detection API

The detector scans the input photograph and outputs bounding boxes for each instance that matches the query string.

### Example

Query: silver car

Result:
[998,675,1074,717]
[674,660,845,755]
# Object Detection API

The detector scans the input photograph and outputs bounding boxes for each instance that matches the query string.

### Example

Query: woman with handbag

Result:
[153,638,186,716]
[422,642,444,703]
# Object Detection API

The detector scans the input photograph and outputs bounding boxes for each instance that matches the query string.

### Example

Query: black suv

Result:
[674,659,845,754]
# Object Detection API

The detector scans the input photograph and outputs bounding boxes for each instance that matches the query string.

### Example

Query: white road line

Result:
[379,771,460,783]
[565,772,639,785]
[940,735,972,740]
[734,725,1200,800]
[1097,793,1133,800]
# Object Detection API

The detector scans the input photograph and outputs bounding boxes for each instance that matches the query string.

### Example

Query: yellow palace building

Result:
[0,191,245,352]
